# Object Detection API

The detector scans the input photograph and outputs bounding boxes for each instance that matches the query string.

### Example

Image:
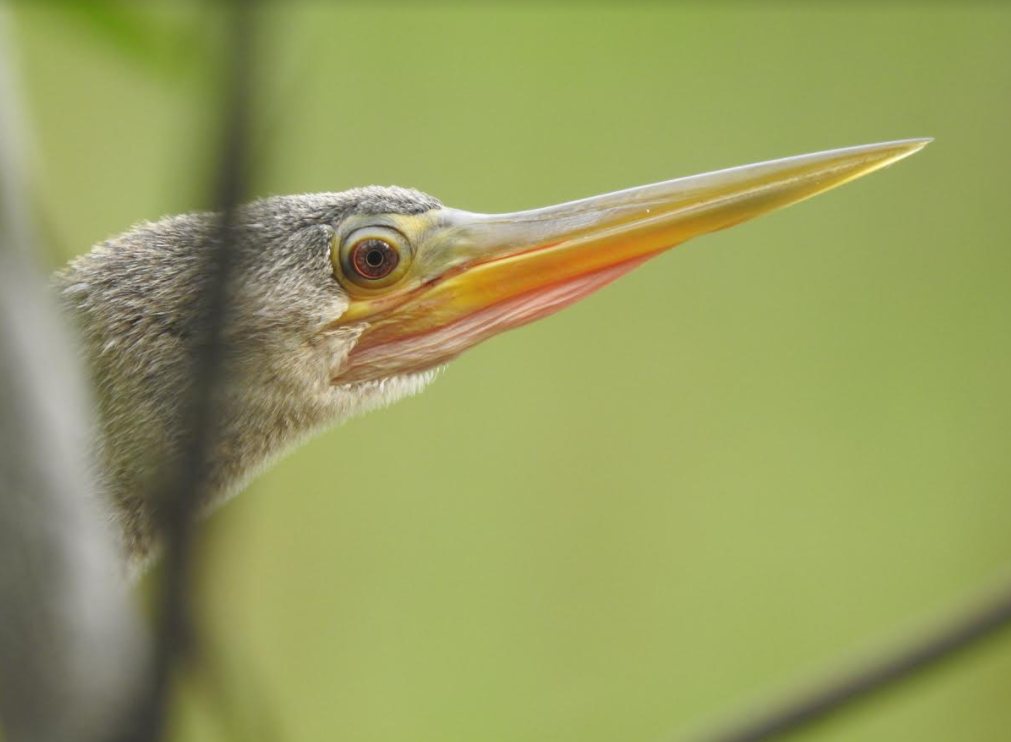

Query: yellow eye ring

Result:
[333,226,413,290]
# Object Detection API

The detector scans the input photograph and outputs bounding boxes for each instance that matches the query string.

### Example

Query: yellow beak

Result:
[334,138,929,384]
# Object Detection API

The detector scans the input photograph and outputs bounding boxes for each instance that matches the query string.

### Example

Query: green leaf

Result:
[49,0,210,80]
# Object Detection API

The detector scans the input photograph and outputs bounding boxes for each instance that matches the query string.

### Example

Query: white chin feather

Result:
[333,367,443,422]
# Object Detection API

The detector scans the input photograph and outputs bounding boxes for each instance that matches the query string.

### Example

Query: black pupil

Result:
[352,238,398,279]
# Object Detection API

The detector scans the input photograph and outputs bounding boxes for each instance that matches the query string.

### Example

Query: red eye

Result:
[350,238,399,280]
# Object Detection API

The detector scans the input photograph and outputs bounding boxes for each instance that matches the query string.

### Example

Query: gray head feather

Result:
[55,187,442,570]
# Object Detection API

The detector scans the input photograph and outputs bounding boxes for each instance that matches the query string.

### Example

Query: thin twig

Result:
[126,1,257,740]
[683,579,1011,742]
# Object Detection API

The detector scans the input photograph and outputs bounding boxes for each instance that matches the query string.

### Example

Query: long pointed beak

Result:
[335,138,929,383]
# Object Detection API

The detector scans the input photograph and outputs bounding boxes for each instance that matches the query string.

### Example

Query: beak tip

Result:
[901,135,933,151]
[882,136,933,162]
[827,137,932,183]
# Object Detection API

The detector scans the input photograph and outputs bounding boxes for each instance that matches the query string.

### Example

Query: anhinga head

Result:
[56,139,928,568]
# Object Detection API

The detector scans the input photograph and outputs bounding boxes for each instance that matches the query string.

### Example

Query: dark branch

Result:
[683,580,1011,742]
[0,12,148,742]
[126,1,258,740]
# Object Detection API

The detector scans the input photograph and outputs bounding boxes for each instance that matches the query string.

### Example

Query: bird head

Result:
[58,139,927,563]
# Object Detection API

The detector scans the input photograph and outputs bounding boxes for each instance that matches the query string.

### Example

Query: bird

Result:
[54,139,929,573]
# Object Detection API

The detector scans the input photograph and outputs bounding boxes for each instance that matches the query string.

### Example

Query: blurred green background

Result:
[8,3,1011,741]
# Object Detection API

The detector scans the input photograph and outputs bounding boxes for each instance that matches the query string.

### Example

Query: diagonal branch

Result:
[681,578,1011,742]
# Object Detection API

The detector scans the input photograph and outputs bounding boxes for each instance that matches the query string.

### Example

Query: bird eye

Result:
[352,238,398,279]
[334,227,413,290]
